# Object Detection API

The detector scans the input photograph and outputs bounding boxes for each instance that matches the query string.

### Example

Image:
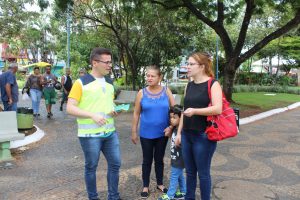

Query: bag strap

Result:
[207,78,213,103]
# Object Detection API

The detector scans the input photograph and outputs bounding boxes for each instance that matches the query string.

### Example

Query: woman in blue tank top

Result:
[132,66,175,199]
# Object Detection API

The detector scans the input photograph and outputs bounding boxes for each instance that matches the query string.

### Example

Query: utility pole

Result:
[66,4,71,68]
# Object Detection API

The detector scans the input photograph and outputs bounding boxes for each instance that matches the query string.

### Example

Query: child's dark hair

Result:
[170,104,183,117]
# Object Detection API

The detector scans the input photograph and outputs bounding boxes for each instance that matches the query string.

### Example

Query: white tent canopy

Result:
[249,57,296,74]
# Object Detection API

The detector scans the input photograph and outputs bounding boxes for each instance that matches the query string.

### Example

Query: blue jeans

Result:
[3,101,17,111]
[167,166,186,198]
[79,132,121,200]
[30,89,42,114]
[181,130,217,200]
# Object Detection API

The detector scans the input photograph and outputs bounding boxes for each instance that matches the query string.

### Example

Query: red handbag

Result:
[205,79,238,141]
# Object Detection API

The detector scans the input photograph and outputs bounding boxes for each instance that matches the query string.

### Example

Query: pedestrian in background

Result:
[60,68,72,111]
[131,65,175,199]
[79,68,86,77]
[175,52,222,200]
[0,63,19,111]
[25,66,43,117]
[42,66,57,118]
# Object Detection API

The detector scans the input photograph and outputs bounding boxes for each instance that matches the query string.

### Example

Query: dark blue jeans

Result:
[3,101,17,111]
[140,136,168,187]
[79,132,121,200]
[181,130,217,200]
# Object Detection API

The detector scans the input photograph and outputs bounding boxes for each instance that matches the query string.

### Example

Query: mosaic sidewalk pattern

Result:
[0,99,299,200]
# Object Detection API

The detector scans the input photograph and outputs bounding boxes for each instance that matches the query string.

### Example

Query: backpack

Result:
[205,79,238,141]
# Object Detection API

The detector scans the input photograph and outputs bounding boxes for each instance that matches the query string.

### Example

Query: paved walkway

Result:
[0,99,300,200]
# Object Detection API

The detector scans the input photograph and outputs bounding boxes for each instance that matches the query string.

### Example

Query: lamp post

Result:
[66,4,71,68]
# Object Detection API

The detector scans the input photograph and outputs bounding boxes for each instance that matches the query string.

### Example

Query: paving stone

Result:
[0,97,299,200]
[214,180,276,200]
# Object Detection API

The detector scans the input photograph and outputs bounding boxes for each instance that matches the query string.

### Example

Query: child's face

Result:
[170,113,180,127]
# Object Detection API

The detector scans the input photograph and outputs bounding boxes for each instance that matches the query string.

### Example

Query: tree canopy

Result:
[150,0,300,101]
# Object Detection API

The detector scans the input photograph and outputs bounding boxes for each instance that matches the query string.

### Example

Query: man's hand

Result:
[8,98,13,105]
[91,113,108,126]
[108,111,119,117]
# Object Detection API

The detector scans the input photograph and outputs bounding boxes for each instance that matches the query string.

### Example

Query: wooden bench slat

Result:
[114,90,138,104]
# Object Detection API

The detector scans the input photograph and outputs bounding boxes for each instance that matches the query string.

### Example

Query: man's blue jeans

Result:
[79,132,121,200]
[181,130,217,200]
[167,166,186,199]
[30,89,42,114]
[3,101,17,111]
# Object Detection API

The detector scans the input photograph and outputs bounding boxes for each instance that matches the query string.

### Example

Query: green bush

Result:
[233,84,300,95]
[169,85,185,94]
[114,76,126,87]
[17,80,25,89]
[235,72,297,86]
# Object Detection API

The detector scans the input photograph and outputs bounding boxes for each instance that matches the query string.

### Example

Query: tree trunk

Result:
[222,62,237,102]
[269,56,272,75]
[297,68,300,86]
[131,63,137,90]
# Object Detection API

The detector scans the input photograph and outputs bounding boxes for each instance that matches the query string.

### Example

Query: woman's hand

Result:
[164,126,173,137]
[175,133,181,147]
[131,132,139,144]
[183,108,195,117]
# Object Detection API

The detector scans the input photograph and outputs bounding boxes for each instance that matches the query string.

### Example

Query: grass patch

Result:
[232,92,300,117]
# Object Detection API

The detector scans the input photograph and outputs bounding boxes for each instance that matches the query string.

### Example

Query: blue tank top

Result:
[139,86,170,139]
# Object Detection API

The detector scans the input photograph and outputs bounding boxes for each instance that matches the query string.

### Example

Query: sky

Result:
[24,0,53,14]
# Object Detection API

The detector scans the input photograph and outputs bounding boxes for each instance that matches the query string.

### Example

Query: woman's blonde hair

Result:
[146,65,162,76]
[189,52,214,78]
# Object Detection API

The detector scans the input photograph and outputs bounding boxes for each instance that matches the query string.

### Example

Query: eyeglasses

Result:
[94,60,113,65]
[186,62,200,66]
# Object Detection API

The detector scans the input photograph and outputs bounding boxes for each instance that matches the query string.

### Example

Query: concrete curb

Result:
[10,125,45,149]
[240,102,300,125]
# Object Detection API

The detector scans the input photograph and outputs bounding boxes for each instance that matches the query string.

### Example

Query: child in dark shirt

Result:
[158,105,186,200]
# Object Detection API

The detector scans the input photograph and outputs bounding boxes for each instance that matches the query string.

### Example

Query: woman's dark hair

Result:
[90,47,112,64]
[170,104,183,117]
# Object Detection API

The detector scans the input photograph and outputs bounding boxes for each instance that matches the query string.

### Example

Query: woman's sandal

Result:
[157,186,168,193]
[140,190,149,199]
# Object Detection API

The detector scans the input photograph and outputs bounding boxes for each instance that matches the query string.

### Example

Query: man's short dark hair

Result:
[90,47,112,64]
[33,66,40,70]
[170,104,183,117]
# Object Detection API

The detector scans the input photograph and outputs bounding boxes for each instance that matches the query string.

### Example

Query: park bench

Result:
[114,90,138,104]
[0,111,25,162]
[114,90,182,105]
[173,94,182,105]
